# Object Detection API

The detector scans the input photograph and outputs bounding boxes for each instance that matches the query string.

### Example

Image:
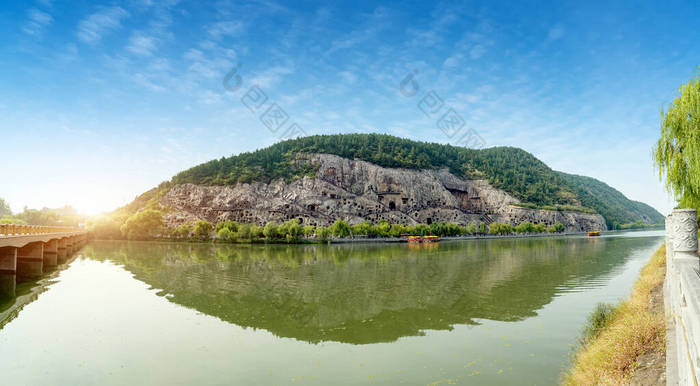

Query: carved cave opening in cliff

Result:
[389,201,396,210]
[427,217,432,225]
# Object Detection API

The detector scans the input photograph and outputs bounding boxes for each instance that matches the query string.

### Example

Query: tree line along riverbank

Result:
[88,209,570,243]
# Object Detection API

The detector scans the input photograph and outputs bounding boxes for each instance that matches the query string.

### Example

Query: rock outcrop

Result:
[161,154,607,232]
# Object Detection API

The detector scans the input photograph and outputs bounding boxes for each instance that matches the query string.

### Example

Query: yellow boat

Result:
[406,235,440,243]
[423,235,440,243]
[587,231,600,237]
[407,236,422,243]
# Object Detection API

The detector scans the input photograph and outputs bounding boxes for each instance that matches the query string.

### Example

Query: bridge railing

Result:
[666,209,700,384]
[0,224,83,237]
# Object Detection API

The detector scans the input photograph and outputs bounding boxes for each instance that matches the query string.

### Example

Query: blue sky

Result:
[1,0,698,215]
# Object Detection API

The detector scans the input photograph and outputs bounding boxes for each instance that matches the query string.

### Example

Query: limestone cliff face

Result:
[161,154,607,232]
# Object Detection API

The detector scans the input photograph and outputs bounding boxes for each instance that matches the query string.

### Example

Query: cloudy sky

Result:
[1,0,698,215]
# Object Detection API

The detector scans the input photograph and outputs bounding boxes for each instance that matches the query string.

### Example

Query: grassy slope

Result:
[134,134,662,227]
[564,245,666,384]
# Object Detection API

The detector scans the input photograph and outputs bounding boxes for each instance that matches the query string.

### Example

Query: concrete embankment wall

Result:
[665,209,700,385]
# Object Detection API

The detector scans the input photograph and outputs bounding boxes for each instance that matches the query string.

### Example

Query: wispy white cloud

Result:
[77,6,129,44]
[338,71,358,84]
[126,32,158,56]
[548,24,565,41]
[197,90,224,105]
[54,43,79,63]
[249,65,294,88]
[206,21,244,39]
[406,4,460,48]
[327,7,391,53]
[131,72,166,91]
[469,45,486,59]
[184,46,237,79]
[443,55,462,67]
[23,8,53,36]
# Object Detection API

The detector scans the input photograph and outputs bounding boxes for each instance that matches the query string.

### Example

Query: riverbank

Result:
[91,232,569,245]
[564,245,666,384]
[92,228,660,245]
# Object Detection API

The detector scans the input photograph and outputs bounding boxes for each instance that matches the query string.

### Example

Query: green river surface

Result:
[0,230,664,385]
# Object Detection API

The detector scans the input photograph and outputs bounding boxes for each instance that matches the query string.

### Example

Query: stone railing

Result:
[0,224,82,237]
[666,208,700,385]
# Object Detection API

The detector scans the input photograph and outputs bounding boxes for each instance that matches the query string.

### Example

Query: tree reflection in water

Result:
[61,237,658,344]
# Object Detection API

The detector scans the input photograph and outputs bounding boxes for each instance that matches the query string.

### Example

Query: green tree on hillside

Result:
[351,221,373,236]
[251,225,264,240]
[489,222,514,235]
[316,226,330,241]
[547,222,566,233]
[237,223,252,240]
[217,227,235,242]
[302,225,315,237]
[329,219,350,237]
[654,68,700,208]
[281,219,301,243]
[515,221,536,234]
[193,220,214,240]
[176,223,193,239]
[375,220,391,237]
[121,210,164,240]
[215,220,238,233]
[263,222,279,239]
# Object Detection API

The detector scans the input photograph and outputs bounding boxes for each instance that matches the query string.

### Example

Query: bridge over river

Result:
[0,224,87,297]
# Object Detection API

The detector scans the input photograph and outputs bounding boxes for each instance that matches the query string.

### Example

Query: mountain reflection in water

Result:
[75,236,657,345]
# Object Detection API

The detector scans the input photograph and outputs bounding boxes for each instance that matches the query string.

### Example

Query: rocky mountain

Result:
[125,134,663,232]
[162,154,606,232]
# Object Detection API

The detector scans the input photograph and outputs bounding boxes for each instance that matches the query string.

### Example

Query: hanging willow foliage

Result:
[654,68,700,209]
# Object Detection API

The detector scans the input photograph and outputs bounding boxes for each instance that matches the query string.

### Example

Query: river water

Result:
[0,230,664,385]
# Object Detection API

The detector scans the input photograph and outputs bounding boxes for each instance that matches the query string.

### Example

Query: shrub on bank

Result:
[316,225,330,241]
[515,221,535,234]
[263,222,279,239]
[216,227,235,242]
[193,220,214,240]
[489,222,514,235]
[547,222,566,233]
[120,209,164,240]
[580,302,616,345]
[329,219,351,238]
[215,220,238,233]
[174,222,193,239]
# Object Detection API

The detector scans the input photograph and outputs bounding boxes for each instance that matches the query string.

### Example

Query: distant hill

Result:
[556,172,664,227]
[161,134,662,229]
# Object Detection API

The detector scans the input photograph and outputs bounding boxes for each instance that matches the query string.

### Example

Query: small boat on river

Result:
[407,235,440,243]
[587,231,600,237]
